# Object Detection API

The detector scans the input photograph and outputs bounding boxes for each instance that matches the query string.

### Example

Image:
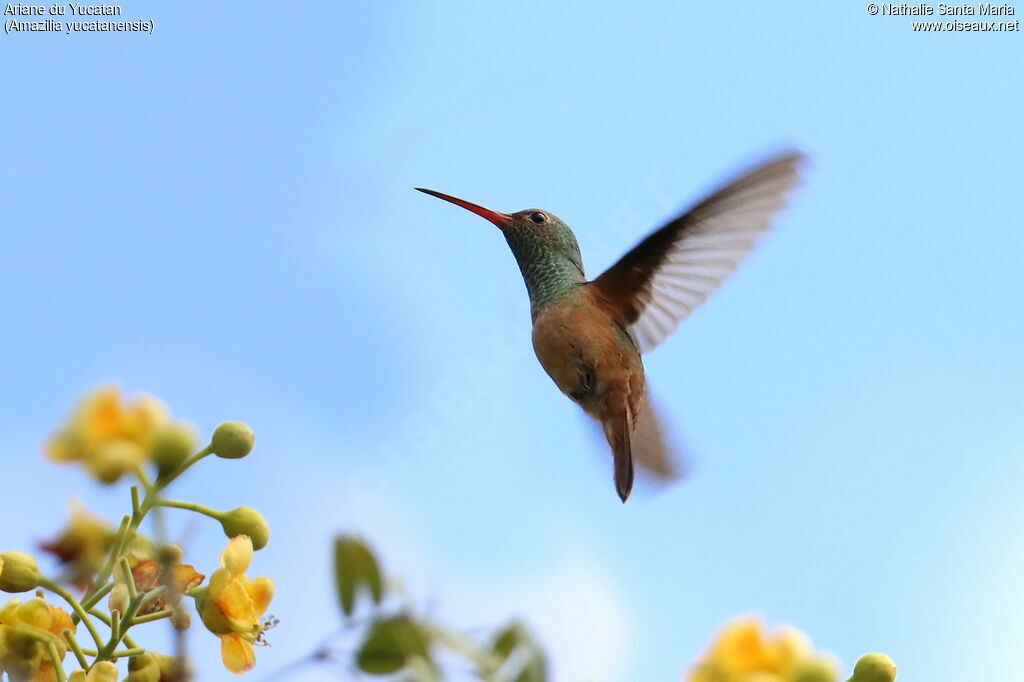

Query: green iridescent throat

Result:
[503,231,586,321]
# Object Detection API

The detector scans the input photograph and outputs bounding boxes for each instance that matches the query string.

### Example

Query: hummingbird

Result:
[417,152,805,502]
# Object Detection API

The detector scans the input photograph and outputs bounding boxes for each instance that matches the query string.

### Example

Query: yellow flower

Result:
[39,501,116,590]
[0,597,75,682]
[69,661,119,682]
[688,616,829,682]
[196,536,275,674]
[47,386,169,483]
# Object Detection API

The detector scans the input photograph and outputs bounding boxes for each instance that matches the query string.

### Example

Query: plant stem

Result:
[424,621,503,679]
[119,557,138,601]
[133,464,153,492]
[175,445,213,477]
[81,581,114,613]
[154,498,224,521]
[43,580,104,650]
[131,608,174,625]
[82,515,131,611]
[137,464,171,542]
[88,609,111,626]
[85,517,127,593]
[45,638,67,682]
[97,590,149,661]
[110,609,121,644]
[157,498,219,519]
[82,444,213,611]
[87,609,139,649]
[63,630,88,670]
[139,585,167,609]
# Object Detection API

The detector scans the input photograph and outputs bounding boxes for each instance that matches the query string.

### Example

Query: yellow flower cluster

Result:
[0,597,75,682]
[688,617,837,682]
[1,386,277,680]
[47,386,170,484]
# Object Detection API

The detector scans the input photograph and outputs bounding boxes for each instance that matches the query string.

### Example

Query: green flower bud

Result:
[127,653,162,682]
[220,507,270,550]
[211,421,255,459]
[108,582,130,616]
[0,551,42,592]
[78,661,119,682]
[128,653,185,682]
[160,655,188,680]
[850,653,897,682]
[151,422,198,476]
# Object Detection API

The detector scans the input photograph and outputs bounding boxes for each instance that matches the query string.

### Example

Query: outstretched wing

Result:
[587,152,806,353]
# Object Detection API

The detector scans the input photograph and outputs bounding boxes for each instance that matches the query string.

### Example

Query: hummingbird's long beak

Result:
[415,188,513,229]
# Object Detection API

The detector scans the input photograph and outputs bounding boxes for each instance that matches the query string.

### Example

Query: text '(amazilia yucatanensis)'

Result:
[417,152,805,502]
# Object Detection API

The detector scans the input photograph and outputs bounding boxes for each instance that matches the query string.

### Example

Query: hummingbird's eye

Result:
[529,212,547,224]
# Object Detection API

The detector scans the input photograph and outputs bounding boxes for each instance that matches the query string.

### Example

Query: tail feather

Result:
[632,397,685,482]
[604,412,634,503]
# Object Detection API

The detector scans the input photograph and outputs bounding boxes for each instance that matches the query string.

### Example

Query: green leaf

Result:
[515,650,548,682]
[492,621,529,661]
[333,536,358,616]
[491,621,547,682]
[351,537,383,604]
[356,615,433,675]
[333,535,385,617]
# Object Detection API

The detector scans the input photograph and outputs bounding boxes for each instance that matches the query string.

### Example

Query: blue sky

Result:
[2,2,1022,680]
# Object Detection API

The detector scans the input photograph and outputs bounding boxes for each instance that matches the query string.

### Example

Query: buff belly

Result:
[530,297,646,421]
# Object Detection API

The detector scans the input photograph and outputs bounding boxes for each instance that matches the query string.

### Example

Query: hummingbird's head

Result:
[415,189,584,276]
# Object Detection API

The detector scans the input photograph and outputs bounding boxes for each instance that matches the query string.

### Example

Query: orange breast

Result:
[531,289,646,422]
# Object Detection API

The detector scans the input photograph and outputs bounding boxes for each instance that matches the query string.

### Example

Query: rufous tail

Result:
[603,412,634,503]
